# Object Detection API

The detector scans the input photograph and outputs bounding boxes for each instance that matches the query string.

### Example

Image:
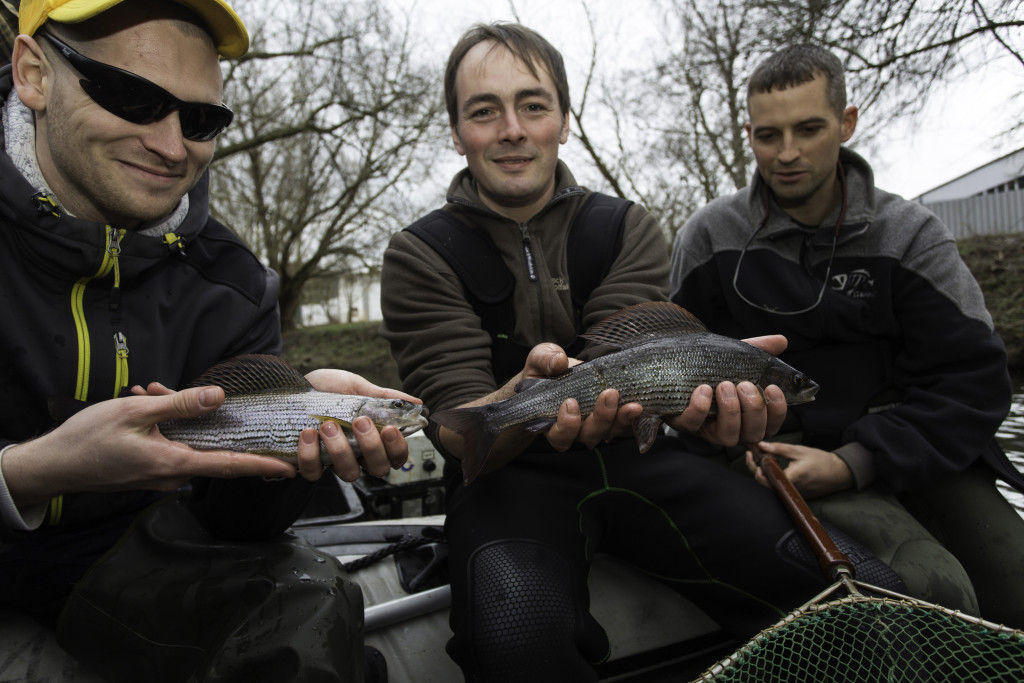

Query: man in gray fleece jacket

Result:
[671,44,1024,627]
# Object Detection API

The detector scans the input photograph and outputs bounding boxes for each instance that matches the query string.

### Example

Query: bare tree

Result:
[570,0,1023,238]
[210,0,445,330]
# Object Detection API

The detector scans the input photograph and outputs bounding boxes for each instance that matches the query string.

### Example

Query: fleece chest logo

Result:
[830,268,876,299]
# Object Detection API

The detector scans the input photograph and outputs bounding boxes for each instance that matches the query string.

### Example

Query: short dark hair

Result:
[747,44,846,120]
[444,22,570,127]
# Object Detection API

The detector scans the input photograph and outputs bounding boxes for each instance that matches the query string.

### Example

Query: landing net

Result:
[696,578,1024,683]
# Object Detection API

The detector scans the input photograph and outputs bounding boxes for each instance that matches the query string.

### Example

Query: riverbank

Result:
[282,231,1024,387]
[956,233,1024,374]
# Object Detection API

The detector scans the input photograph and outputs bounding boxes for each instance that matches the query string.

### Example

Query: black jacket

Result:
[671,148,1021,494]
[0,69,282,540]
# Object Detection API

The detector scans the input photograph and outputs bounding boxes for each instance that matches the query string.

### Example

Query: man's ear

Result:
[451,124,466,156]
[558,112,570,144]
[840,106,858,143]
[11,35,51,113]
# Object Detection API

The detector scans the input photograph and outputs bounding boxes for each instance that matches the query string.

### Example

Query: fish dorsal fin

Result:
[580,302,708,348]
[186,354,313,395]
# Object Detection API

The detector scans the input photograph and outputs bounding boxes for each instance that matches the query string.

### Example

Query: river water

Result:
[997,380,1024,518]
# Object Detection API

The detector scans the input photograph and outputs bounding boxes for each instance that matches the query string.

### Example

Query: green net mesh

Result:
[698,587,1024,682]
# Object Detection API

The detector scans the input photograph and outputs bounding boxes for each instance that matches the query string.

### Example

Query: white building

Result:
[299,271,383,326]
[916,147,1024,239]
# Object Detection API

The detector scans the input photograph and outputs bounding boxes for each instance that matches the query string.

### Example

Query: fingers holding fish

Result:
[130,381,174,396]
[735,381,771,444]
[666,381,782,448]
[582,390,617,446]
[544,390,625,451]
[740,334,788,357]
[306,368,421,405]
[526,342,573,377]
[762,384,787,437]
[350,416,400,479]
[296,427,326,481]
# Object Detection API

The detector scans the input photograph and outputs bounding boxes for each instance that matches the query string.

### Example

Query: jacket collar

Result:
[746,146,876,247]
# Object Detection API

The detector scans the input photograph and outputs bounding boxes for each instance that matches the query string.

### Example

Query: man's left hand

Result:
[302,369,420,482]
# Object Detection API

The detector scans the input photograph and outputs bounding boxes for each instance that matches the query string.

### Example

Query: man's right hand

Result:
[520,343,643,452]
[2,388,297,507]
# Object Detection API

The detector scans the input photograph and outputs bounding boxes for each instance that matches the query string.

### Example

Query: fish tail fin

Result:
[430,407,498,485]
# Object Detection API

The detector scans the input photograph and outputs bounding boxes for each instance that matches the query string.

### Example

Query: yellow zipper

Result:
[51,226,127,524]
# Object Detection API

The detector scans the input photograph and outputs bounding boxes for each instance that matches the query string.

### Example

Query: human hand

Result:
[518,344,643,452]
[4,387,297,506]
[134,374,419,484]
[745,441,854,499]
[520,344,638,450]
[302,369,420,483]
[665,335,789,447]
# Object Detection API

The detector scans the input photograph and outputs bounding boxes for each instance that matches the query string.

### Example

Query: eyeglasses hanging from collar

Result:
[731,163,848,316]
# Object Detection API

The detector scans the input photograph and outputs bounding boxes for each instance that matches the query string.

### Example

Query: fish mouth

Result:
[400,419,429,434]
[399,408,430,435]
[791,381,820,405]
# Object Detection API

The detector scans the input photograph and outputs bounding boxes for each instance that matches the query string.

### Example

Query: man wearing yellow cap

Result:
[0,1,410,679]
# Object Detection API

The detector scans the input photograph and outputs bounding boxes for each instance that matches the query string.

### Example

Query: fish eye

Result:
[391,399,405,409]
[793,375,805,387]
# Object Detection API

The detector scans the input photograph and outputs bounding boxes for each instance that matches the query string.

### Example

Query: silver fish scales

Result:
[431,302,819,484]
[159,355,428,465]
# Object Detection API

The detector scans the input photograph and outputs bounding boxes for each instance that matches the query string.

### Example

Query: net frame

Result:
[696,447,1024,682]
[696,574,1024,682]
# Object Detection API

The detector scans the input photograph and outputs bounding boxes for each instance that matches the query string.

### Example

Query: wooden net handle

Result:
[751,443,854,581]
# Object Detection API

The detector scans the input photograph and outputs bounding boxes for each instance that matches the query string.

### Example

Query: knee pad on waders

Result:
[777,523,909,593]
[462,539,608,680]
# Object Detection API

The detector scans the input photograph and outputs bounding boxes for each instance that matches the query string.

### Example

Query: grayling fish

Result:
[431,302,819,484]
[159,354,428,465]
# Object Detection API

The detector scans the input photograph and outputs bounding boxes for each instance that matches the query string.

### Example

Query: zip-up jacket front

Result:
[380,161,669,420]
[0,70,282,541]
[670,147,1018,494]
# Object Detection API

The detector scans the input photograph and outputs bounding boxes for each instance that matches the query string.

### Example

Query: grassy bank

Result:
[282,232,1024,388]
[956,233,1024,374]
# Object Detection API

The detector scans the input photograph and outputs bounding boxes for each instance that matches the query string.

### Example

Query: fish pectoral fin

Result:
[250,449,298,460]
[631,415,664,453]
[313,416,353,430]
[524,418,556,434]
[514,378,549,393]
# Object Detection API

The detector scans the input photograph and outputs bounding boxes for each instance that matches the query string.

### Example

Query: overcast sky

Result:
[387,0,1024,201]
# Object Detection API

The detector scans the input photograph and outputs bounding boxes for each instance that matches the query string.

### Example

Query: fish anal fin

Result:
[632,414,664,453]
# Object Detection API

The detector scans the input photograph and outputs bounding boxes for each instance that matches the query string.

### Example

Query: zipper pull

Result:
[107,227,123,310]
[519,224,537,282]
[113,331,130,398]
[107,226,122,256]
[114,331,129,359]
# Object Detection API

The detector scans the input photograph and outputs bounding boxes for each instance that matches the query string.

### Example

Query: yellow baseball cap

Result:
[18,0,249,58]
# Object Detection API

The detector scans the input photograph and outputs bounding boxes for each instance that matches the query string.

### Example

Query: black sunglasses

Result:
[41,32,234,142]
